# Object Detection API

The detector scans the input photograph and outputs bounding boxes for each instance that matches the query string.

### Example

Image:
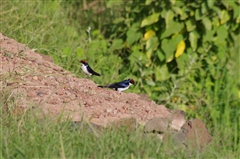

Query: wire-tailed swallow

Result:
[98,78,135,92]
[80,60,101,76]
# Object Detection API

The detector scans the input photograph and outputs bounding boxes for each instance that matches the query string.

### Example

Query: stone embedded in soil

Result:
[107,117,139,132]
[144,117,169,133]
[170,110,187,131]
[181,118,212,150]
[163,118,212,152]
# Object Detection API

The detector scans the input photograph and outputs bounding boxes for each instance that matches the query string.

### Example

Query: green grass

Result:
[1,1,239,158]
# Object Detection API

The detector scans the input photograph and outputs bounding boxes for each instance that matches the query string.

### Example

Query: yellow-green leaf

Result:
[175,40,186,58]
[146,37,159,59]
[189,31,199,51]
[186,19,196,32]
[154,64,170,81]
[202,17,212,30]
[141,13,160,27]
[144,30,155,40]
[237,15,240,24]
[220,10,230,24]
[145,0,154,5]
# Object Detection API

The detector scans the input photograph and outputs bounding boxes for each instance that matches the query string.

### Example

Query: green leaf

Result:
[165,10,175,28]
[161,9,167,18]
[232,3,240,19]
[212,6,222,18]
[176,53,189,70]
[203,29,215,43]
[170,0,176,5]
[201,2,208,14]
[160,21,184,39]
[126,29,142,46]
[161,39,173,62]
[129,45,149,65]
[217,26,228,43]
[132,5,142,13]
[157,50,165,61]
[207,0,215,8]
[146,37,159,59]
[109,39,123,50]
[175,0,184,7]
[141,13,160,27]
[189,2,200,8]
[172,6,182,16]
[189,30,199,51]
[195,9,202,20]
[202,17,212,30]
[217,46,226,61]
[186,19,196,32]
[154,64,170,81]
[146,79,156,86]
[180,10,189,20]
[212,17,220,27]
[113,17,125,24]
[161,34,183,62]
[145,0,154,5]
[197,47,205,54]
[220,10,230,24]
[237,15,240,24]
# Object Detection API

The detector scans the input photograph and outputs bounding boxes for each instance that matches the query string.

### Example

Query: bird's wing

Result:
[88,66,101,76]
[107,80,129,89]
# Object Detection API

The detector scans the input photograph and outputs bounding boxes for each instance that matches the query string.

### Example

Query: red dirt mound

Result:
[1,33,175,126]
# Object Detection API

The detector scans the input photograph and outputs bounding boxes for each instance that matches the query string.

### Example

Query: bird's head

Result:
[129,78,135,85]
[80,60,88,65]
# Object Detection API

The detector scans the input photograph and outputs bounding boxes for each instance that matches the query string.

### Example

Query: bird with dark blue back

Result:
[98,78,135,92]
[80,60,101,76]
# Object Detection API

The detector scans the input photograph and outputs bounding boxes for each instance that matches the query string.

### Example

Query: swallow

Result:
[98,78,135,92]
[80,60,101,76]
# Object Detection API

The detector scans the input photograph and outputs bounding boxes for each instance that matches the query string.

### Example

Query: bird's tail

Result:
[98,84,111,88]
[92,71,101,76]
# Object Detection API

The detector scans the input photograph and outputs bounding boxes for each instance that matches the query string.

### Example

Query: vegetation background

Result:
[1,0,239,158]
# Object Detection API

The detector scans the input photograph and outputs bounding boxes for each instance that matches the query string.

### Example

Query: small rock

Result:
[144,117,169,134]
[56,89,65,95]
[32,76,38,80]
[107,117,139,133]
[106,109,112,113]
[182,118,212,150]
[167,118,212,152]
[170,110,186,131]
[63,97,71,103]
[37,91,44,96]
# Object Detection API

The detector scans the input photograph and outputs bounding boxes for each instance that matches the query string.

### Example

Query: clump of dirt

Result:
[0,33,172,126]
